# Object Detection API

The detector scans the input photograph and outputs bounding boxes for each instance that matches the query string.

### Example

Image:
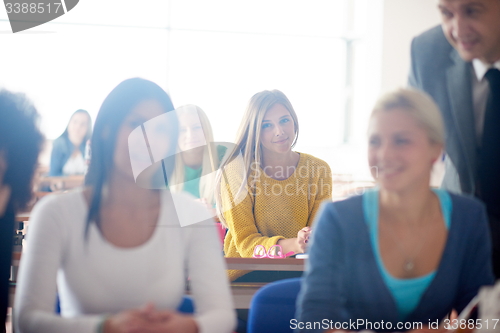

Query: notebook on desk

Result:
[294,254,308,259]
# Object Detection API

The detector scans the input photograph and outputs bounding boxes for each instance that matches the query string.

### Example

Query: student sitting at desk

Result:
[49,109,92,176]
[215,89,332,283]
[296,88,494,332]
[15,78,235,333]
[169,105,227,241]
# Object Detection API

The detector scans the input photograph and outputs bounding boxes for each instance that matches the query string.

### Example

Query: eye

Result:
[464,6,480,17]
[440,8,453,19]
[262,123,272,129]
[394,138,410,145]
[369,137,380,147]
[280,118,290,124]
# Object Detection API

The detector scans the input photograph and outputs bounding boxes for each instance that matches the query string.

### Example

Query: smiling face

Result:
[368,109,442,192]
[259,103,296,157]
[114,99,169,180]
[439,0,500,63]
[67,112,89,146]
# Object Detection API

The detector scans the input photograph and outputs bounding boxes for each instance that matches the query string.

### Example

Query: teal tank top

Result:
[362,188,452,320]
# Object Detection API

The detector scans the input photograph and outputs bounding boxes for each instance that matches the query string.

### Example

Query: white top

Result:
[471,59,500,145]
[62,153,87,176]
[14,189,236,333]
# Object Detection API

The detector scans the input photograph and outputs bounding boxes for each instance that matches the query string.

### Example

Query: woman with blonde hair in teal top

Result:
[170,105,227,228]
[296,88,494,332]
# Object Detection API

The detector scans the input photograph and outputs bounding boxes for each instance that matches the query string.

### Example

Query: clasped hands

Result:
[104,303,198,333]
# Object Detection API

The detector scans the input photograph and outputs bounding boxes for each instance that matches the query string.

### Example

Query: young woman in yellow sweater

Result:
[215,89,332,282]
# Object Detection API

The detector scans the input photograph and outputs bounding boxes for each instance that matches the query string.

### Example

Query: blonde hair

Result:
[215,89,299,227]
[370,88,445,145]
[170,105,219,205]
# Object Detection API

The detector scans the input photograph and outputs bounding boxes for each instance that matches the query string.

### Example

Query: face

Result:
[178,111,206,152]
[259,103,296,156]
[439,0,500,63]
[114,100,170,180]
[67,112,89,145]
[367,109,442,193]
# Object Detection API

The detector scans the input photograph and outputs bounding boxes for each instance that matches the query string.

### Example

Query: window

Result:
[0,0,383,181]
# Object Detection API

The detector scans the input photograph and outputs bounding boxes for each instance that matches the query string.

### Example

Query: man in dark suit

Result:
[409,0,500,277]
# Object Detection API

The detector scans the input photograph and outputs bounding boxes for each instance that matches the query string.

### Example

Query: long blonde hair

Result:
[170,105,219,205]
[215,89,299,227]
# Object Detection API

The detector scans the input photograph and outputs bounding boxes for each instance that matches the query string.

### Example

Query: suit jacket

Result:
[408,25,477,195]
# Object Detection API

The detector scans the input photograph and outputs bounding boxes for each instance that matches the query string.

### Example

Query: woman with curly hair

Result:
[0,89,43,331]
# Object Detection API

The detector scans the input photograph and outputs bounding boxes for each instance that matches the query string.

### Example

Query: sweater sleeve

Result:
[455,201,495,313]
[14,195,103,333]
[295,202,347,333]
[183,202,236,333]
[307,159,332,227]
[220,160,285,258]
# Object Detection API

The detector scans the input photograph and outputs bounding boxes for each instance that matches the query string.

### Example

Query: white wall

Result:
[381,0,442,93]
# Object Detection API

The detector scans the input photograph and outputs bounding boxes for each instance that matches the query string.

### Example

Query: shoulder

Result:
[312,195,366,243]
[51,136,68,152]
[30,189,86,229]
[411,25,454,64]
[216,144,228,162]
[318,195,364,226]
[448,191,487,218]
[34,189,84,212]
[219,152,248,184]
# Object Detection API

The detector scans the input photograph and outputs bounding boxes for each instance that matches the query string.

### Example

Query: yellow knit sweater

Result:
[220,152,332,281]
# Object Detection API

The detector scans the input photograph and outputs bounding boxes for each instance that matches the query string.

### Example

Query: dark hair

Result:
[59,109,92,148]
[0,89,44,212]
[84,78,176,235]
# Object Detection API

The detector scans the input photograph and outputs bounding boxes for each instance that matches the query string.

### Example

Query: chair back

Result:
[178,295,195,313]
[247,277,301,333]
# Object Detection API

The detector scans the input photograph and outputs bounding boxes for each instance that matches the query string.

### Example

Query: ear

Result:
[430,144,444,164]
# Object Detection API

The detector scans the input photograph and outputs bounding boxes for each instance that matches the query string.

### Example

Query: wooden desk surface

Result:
[9,255,304,309]
[15,213,30,222]
[225,257,305,271]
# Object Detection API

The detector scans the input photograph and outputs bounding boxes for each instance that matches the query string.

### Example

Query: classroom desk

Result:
[37,175,84,192]
[224,257,305,309]
[15,213,30,222]
[9,255,306,310]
